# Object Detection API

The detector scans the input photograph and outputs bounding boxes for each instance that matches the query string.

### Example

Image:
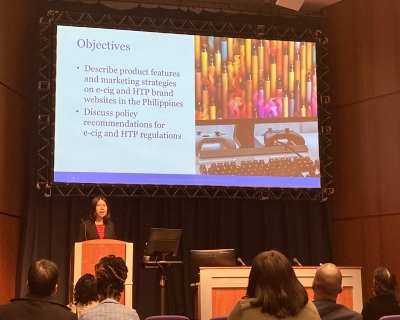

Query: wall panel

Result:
[325,0,400,306]
[0,214,20,303]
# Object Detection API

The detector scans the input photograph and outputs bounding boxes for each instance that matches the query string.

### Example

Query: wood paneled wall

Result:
[323,0,400,305]
[0,0,37,303]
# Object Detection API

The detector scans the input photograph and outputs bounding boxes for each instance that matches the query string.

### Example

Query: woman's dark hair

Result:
[89,196,111,223]
[373,267,399,297]
[74,273,98,304]
[95,255,128,301]
[246,250,308,318]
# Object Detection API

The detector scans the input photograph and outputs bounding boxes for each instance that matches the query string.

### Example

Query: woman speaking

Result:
[78,196,116,241]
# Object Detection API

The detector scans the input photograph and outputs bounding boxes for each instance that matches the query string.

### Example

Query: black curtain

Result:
[16,194,333,319]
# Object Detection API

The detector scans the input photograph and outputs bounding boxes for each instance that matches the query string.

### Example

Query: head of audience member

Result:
[246,250,308,317]
[74,274,98,305]
[89,195,111,223]
[95,255,128,302]
[312,263,343,301]
[27,259,59,297]
[373,267,399,297]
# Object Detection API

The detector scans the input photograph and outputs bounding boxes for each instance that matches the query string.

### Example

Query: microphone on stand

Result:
[293,257,303,267]
[237,257,246,266]
[81,218,87,241]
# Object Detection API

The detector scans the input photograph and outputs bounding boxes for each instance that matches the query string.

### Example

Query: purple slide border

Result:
[54,171,320,188]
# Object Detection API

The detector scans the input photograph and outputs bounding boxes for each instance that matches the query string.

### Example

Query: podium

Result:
[196,266,362,320]
[71,239,134,307]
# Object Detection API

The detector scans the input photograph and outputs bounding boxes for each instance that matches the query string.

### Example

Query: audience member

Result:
[0,259,77,320]
[227,250,320,320]
[68,274,99,318]
[362,266,400,320]
[80,254,140,320]
[312,263,362,320]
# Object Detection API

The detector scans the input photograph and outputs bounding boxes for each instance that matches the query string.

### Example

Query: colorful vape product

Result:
[312,64,318,117]
[283,48,289,92]
[264,40,270,73]
[222,64,229,119]
[306,71,312,105]
[210,98,216,120]
[245,39,252,72]
[215,47,222,78]
[264,71,271,105]
[283,90,288,118]
[195,101,203,120]
[289,92,294,117]
[276,40,282,81]
[215,77,222,119]
[201,42,208,79]
[227,37,233,63]
[301,99,306,117]
[195,62,202,103]
[294,79,300,117]
[300,42,306,101]
[221,38,228,65]
[277,78,282,117]
[195,35,201,64]
[258,40,264,81]
[270,54,277,98]
[245,70,253,118]
[289,63,294,94]
[288,41,294,65]
[258,79,264,118]
[252,46,258,93]
[202,82,209,120]
[306,42,312,73]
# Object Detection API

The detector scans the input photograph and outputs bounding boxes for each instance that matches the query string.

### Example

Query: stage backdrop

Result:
[16,194,332,319]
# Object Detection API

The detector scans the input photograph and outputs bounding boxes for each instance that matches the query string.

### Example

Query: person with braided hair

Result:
[80,255,140,320]
[68,274,99,318]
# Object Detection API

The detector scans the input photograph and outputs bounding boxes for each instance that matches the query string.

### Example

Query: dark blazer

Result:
[78,219,116,242]
[362,293,400,320]
[0,293,77,320]
[313,299,363,320]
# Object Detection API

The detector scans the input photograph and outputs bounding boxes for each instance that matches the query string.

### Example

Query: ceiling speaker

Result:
[275,0,306,11]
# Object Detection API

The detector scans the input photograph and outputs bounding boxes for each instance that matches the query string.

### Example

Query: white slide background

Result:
[55,25,195,174]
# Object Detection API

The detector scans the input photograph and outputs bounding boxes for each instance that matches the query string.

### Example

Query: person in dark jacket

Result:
[362,266,400,320]
[312,263,362,320]
[0,259,77,320]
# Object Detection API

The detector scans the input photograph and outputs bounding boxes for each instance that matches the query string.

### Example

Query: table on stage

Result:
[196,266,362,320]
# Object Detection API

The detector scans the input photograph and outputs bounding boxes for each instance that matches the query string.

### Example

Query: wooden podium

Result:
[71,239,134,307]
[197,266,362,320]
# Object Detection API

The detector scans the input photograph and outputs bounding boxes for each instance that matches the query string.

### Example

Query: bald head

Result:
[313,263,343,301]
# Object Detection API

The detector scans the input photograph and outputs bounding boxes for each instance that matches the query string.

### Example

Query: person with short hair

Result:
[78,196,116,241]
[362,266,400,320]
[312,263,362,320]
[68,274,99,318]
[79,255,140,320]
[0,259,77,320]
[227,250,320,320]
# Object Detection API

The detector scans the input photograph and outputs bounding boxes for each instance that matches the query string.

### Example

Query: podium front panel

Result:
[73,240,133,307]
[198,266,362,320]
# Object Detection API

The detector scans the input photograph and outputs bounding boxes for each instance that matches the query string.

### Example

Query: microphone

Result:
[293,257,302,267]
[237,257,246,266]
[81,218,87,241]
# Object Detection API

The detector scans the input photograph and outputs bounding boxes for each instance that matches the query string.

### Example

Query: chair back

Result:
[379,316,400,320]
[145,316,190,320]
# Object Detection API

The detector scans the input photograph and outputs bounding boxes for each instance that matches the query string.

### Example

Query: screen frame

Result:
[36,10,333,199]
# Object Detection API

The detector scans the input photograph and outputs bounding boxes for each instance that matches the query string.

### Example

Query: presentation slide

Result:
[53,25,321,188]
